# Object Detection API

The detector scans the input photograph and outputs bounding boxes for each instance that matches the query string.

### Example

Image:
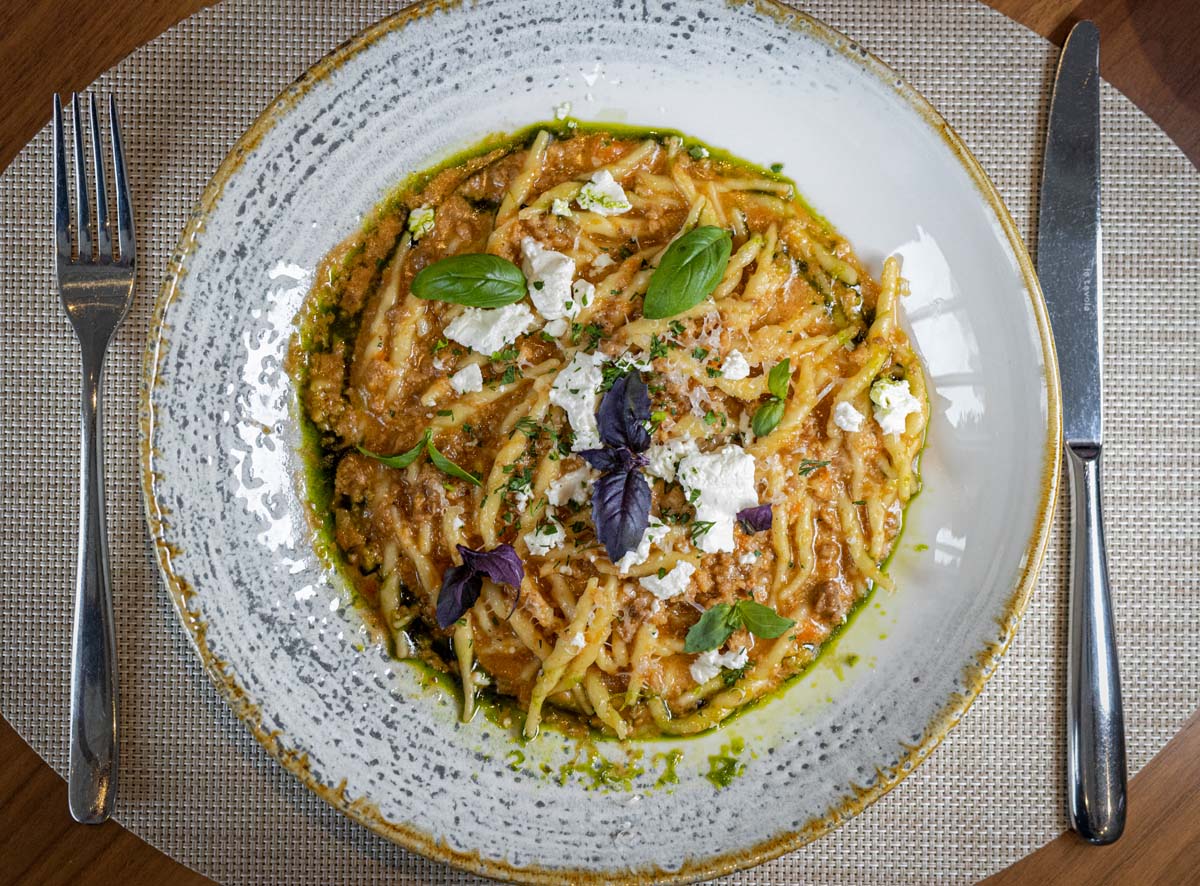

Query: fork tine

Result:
[53,95,71,263]
[89,94,112,262]
[71,93,92,263]
[108,96,134,268]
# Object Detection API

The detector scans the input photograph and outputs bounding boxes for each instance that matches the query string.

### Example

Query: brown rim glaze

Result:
[139,1,1063,882]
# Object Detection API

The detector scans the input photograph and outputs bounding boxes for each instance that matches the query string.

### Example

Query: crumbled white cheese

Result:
[576,169,632,216]
[638,561,695,600]
[550,351,610,450]
[451,514,465,532]
[444,303,536,355]
[870,378,922,436]
[524,520,566,557]
[571,279,595,313]
[550,198,573,218]
[833,400,865,433]
[512,476,533,510]
[547,465,596,506]
[591,253,616,270]
[554,101,572,120]
[689,647,749,684]
[565,631,586,652]
[645,437,700,484]
[521,237,578,321]
[449,363,483,394]
[543,318,569,338]
[739,551,759,566]
[615,518,669,573]
[720,350,751,380]
[677,444,759,553]
[407,206,435,240]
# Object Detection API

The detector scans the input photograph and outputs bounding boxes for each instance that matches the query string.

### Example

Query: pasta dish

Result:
[290,123,928,739]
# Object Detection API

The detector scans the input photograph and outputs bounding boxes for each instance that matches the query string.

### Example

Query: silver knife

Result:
[1038,20,1126,845]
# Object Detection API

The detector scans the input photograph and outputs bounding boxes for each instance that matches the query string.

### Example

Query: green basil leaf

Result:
[426,435,482,486]
[411,254,526,308]
[357,430,429,469]
[642,226,732,319]
[735,599,795,639]
[751,399,786,437]
[684,603,740,653]
[767,358,791,401]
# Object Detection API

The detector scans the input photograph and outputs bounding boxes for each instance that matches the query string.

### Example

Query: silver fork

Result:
[53,92,136,824]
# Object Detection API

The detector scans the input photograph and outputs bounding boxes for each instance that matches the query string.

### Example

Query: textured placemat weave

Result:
[1,1,1197,883]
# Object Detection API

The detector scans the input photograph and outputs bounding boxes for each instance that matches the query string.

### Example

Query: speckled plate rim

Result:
[138,1,1063,883]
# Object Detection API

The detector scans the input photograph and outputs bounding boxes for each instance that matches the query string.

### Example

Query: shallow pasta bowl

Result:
[139,0,1061,882]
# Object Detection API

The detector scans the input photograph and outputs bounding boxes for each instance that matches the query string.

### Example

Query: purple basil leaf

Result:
[596,372,651,452]
[579,447,628,473]
[736,504,773,534]
[591,467,652,562]
[458,543,525,588]
[436,564,482,629]
[579,445,645,474]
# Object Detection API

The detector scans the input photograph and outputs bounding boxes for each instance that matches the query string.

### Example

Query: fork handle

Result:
[68,343,119,823]
[1065,444,1126,844]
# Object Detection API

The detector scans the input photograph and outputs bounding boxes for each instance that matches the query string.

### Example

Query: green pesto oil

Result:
[653,749,683,788]
[704,737,747,789]
[557,747,645,791]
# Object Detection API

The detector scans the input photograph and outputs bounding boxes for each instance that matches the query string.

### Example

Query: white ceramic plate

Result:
[140,1,1060,882]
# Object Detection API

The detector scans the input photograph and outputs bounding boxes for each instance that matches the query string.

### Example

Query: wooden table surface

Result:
[1,1,1197,884]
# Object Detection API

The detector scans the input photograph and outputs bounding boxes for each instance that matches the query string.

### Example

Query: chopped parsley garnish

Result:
[514,417,542,438]
[798,458,829,477]
[720,664,748,687]
[658,506,692,526]
[648,335,669,360]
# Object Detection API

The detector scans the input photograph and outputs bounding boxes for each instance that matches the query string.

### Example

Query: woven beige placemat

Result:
[1,1,1196,883]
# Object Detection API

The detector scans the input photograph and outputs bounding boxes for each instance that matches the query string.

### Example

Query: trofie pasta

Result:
[290,124,928,739]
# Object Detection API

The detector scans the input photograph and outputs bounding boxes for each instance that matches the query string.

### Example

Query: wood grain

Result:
[1,2,1197,885]
[983,708,1200,886]
[0,718,208,885]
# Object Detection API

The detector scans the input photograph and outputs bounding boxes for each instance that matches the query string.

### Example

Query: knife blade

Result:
[1038,20,1127,845]
[1039,21,1102,448]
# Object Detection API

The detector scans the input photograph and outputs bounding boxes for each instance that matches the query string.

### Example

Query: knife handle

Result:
[1065,444,1126,844]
